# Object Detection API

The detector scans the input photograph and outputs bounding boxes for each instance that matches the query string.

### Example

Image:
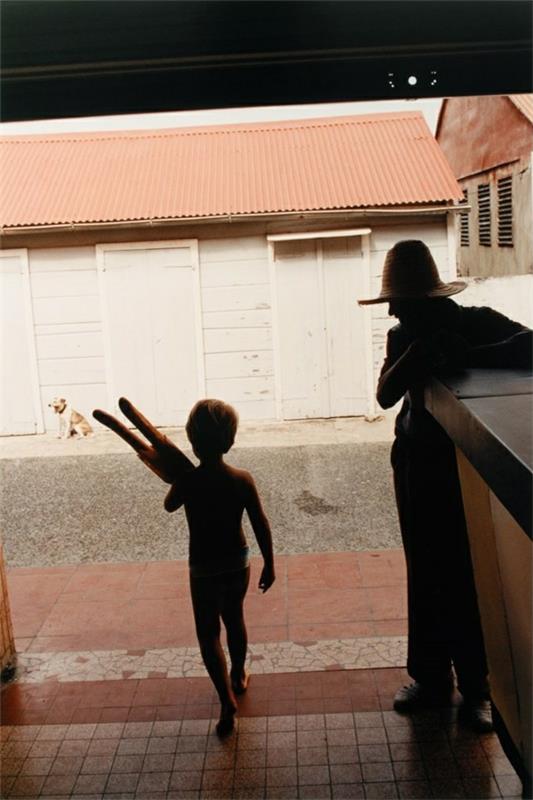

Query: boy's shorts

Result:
[189,546,250,578]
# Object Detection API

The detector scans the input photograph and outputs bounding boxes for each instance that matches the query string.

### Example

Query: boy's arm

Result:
[244,476,275,592]
[164,482,185,512]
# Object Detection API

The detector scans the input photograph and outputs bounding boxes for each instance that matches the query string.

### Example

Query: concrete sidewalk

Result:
[0,414,396,460]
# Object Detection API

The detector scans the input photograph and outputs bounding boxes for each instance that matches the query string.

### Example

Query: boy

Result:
[94,397,275,736]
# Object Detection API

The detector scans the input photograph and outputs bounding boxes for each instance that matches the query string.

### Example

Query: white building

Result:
[0,112,462,435]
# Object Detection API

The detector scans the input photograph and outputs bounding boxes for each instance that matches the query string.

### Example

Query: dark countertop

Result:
[425,369,532,539]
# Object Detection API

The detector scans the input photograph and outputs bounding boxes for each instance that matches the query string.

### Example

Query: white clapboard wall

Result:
[199,235,276,420]
[0,250,43,435]
[3,218,458,435]
[28,246,107,434]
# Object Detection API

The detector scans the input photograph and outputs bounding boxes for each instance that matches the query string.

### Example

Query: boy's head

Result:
[186,399,238,460]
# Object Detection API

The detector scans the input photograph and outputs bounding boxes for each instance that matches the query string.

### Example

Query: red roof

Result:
[0,112,461,229]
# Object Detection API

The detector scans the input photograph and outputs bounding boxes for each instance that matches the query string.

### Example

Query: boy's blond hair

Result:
[186,399,238,459]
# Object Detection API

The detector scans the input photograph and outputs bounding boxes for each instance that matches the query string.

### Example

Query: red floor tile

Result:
[245,588,288,621]
[13,637,33,653]
[268,698,297,716]
[134,581,189,600]
[296,697,326,714]
[74,680,138,709]
[6,550,407,658]
[60,569,143,602]
[98,706,130,722]
[286,552,360,590]
[323,697,352,713]
[366,585,407,621]
[372,619,408,637]
[139,560,188,585]
[70,707,102,723]
[289,620,375,641]
[247,623,290,643]
[155,704,185,720]
[288,587,372,625]
[356,550,406,587]
[127,705,157,721]
[71,561,145,577]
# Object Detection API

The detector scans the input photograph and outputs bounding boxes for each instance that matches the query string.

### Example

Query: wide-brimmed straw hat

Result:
[358,240,466,305]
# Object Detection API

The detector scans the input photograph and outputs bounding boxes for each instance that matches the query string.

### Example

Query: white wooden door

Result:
[274,237,368,419]
[275,240,327,418]
[98,242,204,427]
[0,250,43,435]
[322,238,368,417]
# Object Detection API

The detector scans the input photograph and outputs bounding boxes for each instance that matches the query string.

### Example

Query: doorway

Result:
[97,240,205,427]
[272,234,371,419]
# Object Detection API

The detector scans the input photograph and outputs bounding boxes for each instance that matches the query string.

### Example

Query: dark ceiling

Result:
[1,0,531,122]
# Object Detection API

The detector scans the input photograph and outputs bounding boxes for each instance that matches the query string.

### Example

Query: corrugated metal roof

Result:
[0,112,462,229]
[509,94,533,124]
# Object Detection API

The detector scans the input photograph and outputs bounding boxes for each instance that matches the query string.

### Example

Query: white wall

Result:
[199,235,276,420]
[25,236,278,432]
[457,275,533,328]
[6,218,459,435]
[28,247,108,432]
[0,250,42,434]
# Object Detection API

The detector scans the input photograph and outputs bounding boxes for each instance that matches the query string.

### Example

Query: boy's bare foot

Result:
[231,670,250,696]
[215,701,237,737]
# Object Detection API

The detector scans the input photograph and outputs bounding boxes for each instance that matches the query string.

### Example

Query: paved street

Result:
[1,440,400,568]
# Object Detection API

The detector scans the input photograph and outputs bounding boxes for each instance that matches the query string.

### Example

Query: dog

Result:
[48,397,94,439]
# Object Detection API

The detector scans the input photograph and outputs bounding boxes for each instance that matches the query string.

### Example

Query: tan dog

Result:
[49,397,94,439]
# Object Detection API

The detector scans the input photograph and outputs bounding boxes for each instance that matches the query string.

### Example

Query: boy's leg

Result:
[190,574,237,730]
[221,567,250,693]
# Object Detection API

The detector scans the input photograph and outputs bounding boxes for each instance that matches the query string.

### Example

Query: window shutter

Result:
[478,184,491,247]
[459,190,469,246]
[497,176,513,247]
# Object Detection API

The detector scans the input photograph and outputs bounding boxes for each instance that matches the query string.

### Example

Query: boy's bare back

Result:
[171,462,262,564]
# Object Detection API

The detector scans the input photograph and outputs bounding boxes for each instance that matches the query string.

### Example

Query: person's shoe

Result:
[458,698,493,733]
[393,681,454,713]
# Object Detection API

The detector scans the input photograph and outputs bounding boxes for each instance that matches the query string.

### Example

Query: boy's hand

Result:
[258,564,275,593]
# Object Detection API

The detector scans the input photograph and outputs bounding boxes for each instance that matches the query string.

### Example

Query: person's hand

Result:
[258,564,275,593]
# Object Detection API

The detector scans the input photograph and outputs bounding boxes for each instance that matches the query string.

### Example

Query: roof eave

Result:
[0,203,459,234]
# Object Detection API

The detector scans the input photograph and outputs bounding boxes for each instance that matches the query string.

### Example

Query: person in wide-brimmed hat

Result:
[358,239,532,732]
[358,239,466,305]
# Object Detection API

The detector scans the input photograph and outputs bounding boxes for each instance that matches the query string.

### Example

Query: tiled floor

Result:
[1,550,524,798]
[0,708,522,799]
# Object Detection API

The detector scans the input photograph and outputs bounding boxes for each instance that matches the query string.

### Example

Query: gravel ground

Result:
[1,442,401,568]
